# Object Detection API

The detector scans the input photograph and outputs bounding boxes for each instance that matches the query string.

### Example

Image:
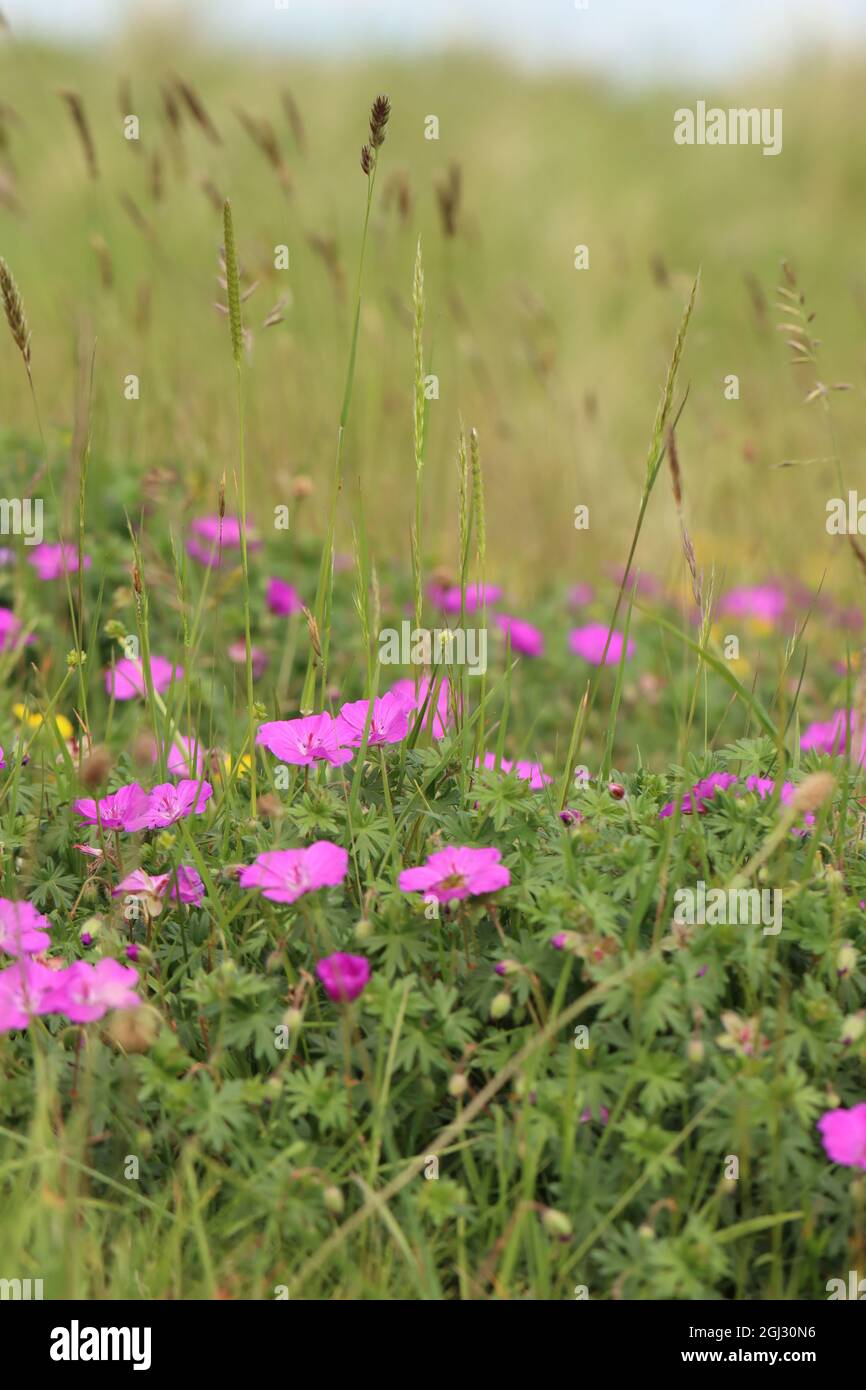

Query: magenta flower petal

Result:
[817,1103,866,1169]
[334,694,409,747]
[496,614,544,657]
[315,952,370,1003]
[0,898,52,956]
[239,841,348,903]
[46,958,140,1024]
[569,623,634,666]
[256,713,353,767]
[266,577,303,615]
[398,845,510,903]
[106,655,182,701]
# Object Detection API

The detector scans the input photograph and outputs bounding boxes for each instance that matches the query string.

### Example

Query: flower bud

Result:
[448,1072,468,1098]
[323,1185,345,1215]
[490,991,511,1020]
[686,1038,705,1064]
[837,941,857,977]
[541,1208,572,1237]
[355,917,373,942]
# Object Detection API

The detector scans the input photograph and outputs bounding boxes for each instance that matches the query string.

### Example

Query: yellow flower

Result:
[13,703,74,740]
[223,752,252,779]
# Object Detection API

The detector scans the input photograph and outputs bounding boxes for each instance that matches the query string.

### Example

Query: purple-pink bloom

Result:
[47,958,140,1024]
[0,958,58,1031]
[475,752,552,789]
[719,584,787,625]
[256,713,353,766]
[106,655,182,702]
[389,677,454,739]
[113,865,205,908]
[186,515,261,568]
[75,782,152,832]
[144,780,213,828]
[0,607,29,653]
[428,581,502,614]
[568,583,595,607]
[579,1106,610,1125]
[266,577,303,615]
[801,710,866,765]
[0,898,52,956]
[398,845,510,903]
[335,694,410,748]
[239,841,349,903]
[496,613,544,657]
[817,1103,866,1170]
[569,623,634,666]
[315,952,371,1003]
[658,771,737,819]
[228,640,268,679]
[151,735,206,778]
[28,543,92,582]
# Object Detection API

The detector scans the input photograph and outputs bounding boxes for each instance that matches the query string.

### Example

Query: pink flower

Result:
[47,958,140,1024]
[186,514,260,567]
[228,640,268,679]
[428,581,502,614]
[256,713,353,766]
[113,865,205,909]
[151,735,206,778]
[389,677,454,739]
[335,694,409,747]
[28,543,92,581]
[316,952,371,1003]
[144,780,213,828]
[239,841,348,903]
[579,1106,610,1125]
[568,583,594,607]
[0,746,5,769]
[801,710,866,764]
[719,584,787,625]
[745,775,815,832]
[0,607,30,653]
[817,1103,866,1170]
[266,578,303,615]
[475,752,552,789]
[569,623,634,666]
[106,655,182,701]
[0,898,52,956]
[659,771,737,819]
[496,614,544,657]
[0,958,58,1031]
[75,782,152,832]
[398,845,510,902]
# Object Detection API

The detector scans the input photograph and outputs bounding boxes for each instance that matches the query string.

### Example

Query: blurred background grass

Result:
[1,18,865,599]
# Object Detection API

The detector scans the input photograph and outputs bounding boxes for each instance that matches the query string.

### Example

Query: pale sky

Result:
[4,0,866,80]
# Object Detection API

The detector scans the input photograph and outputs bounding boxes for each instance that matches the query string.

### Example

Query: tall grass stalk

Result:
[222,199,257,816]
[301,96,390,714]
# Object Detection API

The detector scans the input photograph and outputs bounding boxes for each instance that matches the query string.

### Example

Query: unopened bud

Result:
[323,1185,345,1215]
[837,941,857,977]
[490,991,511,1020]
[541,1207,572,1238]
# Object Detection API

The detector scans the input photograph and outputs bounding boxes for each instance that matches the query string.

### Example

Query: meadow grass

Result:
[0,35,865,1301]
